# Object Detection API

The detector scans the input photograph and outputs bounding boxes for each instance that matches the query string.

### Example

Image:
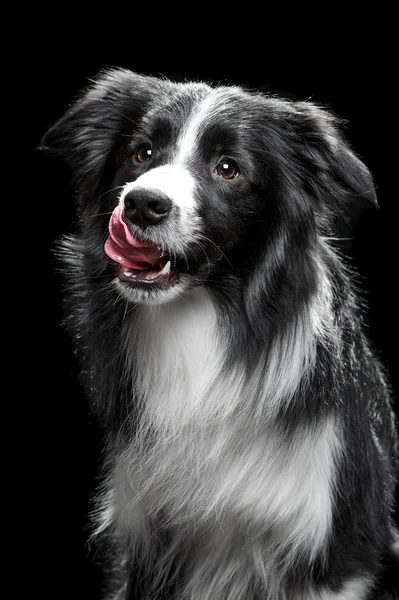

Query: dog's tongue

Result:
[104,205,163,270]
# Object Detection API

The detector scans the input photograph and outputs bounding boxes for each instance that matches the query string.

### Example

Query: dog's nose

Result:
[124,189,172,228]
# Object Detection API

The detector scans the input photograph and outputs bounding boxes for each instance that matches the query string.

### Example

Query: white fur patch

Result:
[119,164,200,242]
[121,164,196,213]
[250,251,337,417]
[123,286,223,426]
[306,577,371,600]
[104,286,343,598]
[174,89,218,164]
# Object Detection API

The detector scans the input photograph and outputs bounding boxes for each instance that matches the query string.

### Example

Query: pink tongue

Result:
[104,205,162,270]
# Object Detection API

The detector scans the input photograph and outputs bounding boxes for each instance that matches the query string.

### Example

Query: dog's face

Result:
[104,83,271,304]
[42,69,376,306]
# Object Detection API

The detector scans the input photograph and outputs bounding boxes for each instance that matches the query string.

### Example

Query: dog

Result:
[42,69,398,599]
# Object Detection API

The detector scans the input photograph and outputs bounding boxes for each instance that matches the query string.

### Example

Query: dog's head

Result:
[42,69,376,308]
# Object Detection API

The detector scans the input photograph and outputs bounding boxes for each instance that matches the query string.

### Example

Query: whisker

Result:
[122,296,133,321]
[195,234,234,269]
[181,248,190,273]
[98,185,125,202]
[192,239,212,275]
[87,211,114,219]
[322,236,354,242]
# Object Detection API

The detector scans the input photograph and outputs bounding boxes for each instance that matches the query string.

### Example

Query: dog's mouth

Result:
[104,205,178,287]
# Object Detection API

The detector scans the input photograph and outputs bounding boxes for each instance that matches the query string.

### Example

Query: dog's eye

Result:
[135,145,152,163]
[215,160,239,180]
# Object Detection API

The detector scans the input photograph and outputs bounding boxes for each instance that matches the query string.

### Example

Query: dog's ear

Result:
[245,101,378,341]
[40,68,162,201]
[292,102,378,220]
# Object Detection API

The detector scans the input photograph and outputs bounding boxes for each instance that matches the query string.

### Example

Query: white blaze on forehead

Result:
[118,89,228,244]
[119,89,226,214]
[310,578,372,599]
[120,164,196,213]
[175,89,220,165]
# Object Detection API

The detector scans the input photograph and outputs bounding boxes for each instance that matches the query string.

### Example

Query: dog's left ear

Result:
[40,68,163,202]
[245,102,378,341]
[293,103,378,219]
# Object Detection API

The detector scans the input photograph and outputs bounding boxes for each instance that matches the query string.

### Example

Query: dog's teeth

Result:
[159,260,171,276]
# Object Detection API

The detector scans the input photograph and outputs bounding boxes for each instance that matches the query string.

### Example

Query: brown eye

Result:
[215,160,239,179]
[136,144,152,163]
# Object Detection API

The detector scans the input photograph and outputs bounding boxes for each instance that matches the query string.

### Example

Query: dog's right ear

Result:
[40,68,162,199]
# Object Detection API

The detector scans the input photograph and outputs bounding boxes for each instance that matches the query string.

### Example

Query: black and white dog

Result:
[42,69,398,599]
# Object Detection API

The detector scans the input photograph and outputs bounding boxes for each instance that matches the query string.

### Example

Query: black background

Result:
[30,37,398,599]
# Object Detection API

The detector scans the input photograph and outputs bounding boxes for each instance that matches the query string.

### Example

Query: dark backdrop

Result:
[31,45,398,599]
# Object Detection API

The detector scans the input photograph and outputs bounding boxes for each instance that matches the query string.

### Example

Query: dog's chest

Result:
[114,288,339,557]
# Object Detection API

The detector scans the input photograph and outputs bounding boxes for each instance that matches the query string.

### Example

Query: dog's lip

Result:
[118,262,179,287]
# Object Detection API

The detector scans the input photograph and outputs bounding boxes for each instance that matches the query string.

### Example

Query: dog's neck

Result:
[122,267,336,430]
[123,286,224,428]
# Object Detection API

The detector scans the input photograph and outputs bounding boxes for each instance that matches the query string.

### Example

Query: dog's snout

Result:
[124,189,172,228]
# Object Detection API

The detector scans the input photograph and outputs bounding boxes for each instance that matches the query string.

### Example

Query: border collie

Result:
[42,69,398,599]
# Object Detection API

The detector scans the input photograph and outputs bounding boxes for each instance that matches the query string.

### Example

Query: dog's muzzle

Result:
[104,203,177,287]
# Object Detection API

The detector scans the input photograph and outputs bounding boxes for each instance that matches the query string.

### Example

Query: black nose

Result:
[124,188,172,228]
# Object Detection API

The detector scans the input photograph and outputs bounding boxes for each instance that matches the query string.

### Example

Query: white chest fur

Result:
[113,287,341,572]
[123,286,224,427]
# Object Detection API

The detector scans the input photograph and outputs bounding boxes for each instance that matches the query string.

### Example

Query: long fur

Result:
[42,69,398,599]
